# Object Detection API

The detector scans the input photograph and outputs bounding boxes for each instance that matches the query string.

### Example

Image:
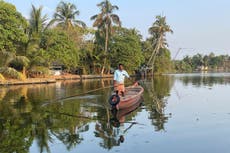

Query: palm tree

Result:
[147,15,173,75]
[91,0,121,74]
[27,5,52,57]
[29,5,50,35]
[53,1,86,30]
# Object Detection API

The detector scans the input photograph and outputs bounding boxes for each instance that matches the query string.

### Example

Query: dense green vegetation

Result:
[1,0,229,80]
[174,53,230,72]
[0,0,175,80]
[146,15,173,75]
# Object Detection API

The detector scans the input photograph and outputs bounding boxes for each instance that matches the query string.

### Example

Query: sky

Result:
[4,0,230,59]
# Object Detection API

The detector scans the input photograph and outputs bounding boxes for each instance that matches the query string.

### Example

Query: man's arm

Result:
[125,71,138,86]
[124,71,130,78]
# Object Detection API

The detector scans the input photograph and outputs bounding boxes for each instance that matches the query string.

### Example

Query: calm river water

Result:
[0,73,230,153]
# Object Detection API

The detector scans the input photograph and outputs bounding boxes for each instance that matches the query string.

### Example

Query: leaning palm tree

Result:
[53,1,86,30]
[147,15,173,75]
[91,0,121,75]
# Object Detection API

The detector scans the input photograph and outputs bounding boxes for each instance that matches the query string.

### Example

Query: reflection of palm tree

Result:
[44,99,90,151]
[50,123,88,150]
[94,123,120,149]
[35,126,52,153]
[150,101,168,131]
[143,76,173,131]
[0,82,93,153]
[0,88,31,147]
[52,131,83,150]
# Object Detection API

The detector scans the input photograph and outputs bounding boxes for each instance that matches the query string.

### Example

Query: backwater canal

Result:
[0,73,230,153]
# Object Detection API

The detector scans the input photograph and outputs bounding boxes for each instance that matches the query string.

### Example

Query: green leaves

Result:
[175,53,230,72]
[0,1,28,53]
[53,1,86,30]
[40,29,79,70]
[0,0,176,76]
[0,67,24,80]
[110,27,144,72]
[146,15,173,74]
[29,5,49,35]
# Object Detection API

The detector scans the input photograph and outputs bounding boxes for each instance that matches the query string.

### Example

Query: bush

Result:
[28,66,50,78]
[0,67,25,80]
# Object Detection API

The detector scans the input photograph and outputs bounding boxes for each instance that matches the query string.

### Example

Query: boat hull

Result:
[116,86,144,110]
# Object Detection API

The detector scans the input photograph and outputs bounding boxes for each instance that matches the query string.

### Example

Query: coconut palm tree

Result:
[147,15,173,75]
[29,5,49,35]
[53,1,86,30]
[27,5,52,58]
[91,0,121,74]
[26,5,55,73]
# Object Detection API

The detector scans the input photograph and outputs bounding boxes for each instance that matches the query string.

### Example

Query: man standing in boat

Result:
[113,64,130,97]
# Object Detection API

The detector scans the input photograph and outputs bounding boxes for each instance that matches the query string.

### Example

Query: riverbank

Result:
[0,74,114,86]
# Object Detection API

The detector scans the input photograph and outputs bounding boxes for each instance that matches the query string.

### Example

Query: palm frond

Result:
[29,4,48,34]
[91,0,120,30]
[0,67,24,80]
[73,10,80,16]
[53,1,83,30]
[0,51,14,67]
[74,20,86,28]
[111,5,119,11]
[14,56,30,67]
[44,19,56,31]
[110,14,121,26]
[90,14,98,20]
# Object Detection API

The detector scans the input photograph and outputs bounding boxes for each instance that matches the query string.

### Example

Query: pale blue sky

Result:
[5,0,230,59]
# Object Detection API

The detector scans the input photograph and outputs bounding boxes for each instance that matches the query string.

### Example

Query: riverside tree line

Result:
[174,53,230,72]
[0,0,229,80]
[0,0,173,80]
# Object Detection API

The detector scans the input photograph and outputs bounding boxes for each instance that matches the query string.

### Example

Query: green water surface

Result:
[0,73,230,153]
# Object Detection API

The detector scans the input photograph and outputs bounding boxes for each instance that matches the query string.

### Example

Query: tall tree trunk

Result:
[151,63,154,76]
[101,24,109,75]
[101,59,106,75]
[149,34,163,76]
[107,65,110,74]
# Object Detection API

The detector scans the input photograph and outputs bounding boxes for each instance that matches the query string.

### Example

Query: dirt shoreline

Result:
[0,74,114,86]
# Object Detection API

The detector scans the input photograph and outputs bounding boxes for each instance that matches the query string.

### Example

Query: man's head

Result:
[118,64,123,70]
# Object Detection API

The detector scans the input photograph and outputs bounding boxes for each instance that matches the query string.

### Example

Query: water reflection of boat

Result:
[109,85,144,110]
[115,99,142,121]
[110,98,142,126]
[108,99,142,146]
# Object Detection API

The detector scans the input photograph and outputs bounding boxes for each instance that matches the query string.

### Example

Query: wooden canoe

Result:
[116,85,144,110]
[116,99,142,121]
